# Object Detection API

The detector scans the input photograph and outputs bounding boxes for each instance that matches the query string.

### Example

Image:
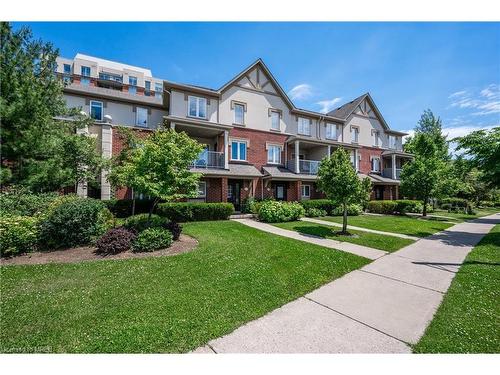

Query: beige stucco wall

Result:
[169,89,218,123]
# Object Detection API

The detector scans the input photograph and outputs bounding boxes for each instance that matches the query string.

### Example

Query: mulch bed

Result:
[0,234,198,266]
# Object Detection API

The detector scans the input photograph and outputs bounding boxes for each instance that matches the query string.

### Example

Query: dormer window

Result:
[298,117,311,136]
[188,96,207,119]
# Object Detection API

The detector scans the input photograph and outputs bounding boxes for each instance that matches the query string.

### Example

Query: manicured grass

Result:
[321,214,453,238]
[273,221,414,252]
[0,220,369,353]
[413,224,500,353]
[432,208,499,222]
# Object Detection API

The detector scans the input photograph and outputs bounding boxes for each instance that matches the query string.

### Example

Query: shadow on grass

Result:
[291,225,354,239]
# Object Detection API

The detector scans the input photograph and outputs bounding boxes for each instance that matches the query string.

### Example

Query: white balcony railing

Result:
[287,159,321,174]
[191,151,225,169]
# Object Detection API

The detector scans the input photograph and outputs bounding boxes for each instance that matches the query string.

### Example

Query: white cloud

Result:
[449,84,500,116]
[288,84,313,100]
[316,97,342,114]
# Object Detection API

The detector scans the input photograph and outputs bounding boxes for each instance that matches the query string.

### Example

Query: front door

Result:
[274,183,287,201]
[375,186,384,200]
[227,180,242,211]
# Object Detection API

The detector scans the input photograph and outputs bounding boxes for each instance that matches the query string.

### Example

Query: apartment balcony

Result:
[383,168,402,180]
[287,159,321,175]
[97,72,124,88]
[190,151,225,169]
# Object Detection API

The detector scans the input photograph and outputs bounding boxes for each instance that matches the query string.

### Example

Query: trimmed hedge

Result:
[157,202,234,222]
[305,207,328,217]
[258,201,305,223]
[0,189,59,217]
[331,204,363,216]
[367,200,433,215]
[367,200,399,214]
[440,198,469,209]
[300,199,336,215]
[104,199,156,218]
[123,213,167,232]
[132,228,173,252]
[0,216,39,257]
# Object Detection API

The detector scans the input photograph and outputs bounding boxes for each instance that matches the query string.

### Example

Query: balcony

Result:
[191,151,225,169]
[98,72,123,88]
[383,168,402,180]
[287,159,321,174]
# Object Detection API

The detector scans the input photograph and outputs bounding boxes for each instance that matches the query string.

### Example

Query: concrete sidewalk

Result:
[301,217,420,240]
[232,218,387,260]
[194,213,499,353]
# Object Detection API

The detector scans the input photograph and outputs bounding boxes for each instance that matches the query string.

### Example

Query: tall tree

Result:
[317,148,371,234]
[454,127,500,187]
[110,129,204,222]
[0,22,103,192]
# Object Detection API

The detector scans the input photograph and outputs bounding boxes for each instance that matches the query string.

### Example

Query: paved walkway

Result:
[301,217,420,240]
[232,218,387,260]
[194,213,500,353]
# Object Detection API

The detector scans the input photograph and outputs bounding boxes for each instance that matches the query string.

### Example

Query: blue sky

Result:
[16,22,500,137]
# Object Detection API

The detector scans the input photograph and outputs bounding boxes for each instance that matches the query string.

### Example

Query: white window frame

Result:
[298,117,311,136]
[90,100,103,121]
[326,123,338,140]
[351,126,359,143]
[373,130,380,147]
[188,95,207,119]
[301,184,311,198]
[197,181,206,198]
[234,103,245,125]
[231,140,247,161]
[136,107,148,127]
[267,145,282,164]
[270,110,280,131]
[371,157,381,172]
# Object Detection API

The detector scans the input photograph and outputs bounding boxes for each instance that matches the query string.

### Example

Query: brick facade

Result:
[358,146,384,175]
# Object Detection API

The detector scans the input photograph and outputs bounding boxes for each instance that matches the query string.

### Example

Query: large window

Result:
[351,126,359,143]
[197,181,206,198]
[373,130,380,147]
[301,184,311,198]
[389,135,398,149]
[155,82,163,100]
[90,101,103,121]
[231,140,247,161]
[145,81,151,96]
[298,117,311,135]
[234,103,244,125]
[270,110,280,131]
[371,157,381,172]
[81,66,90,85]
[63,64,71,74]
[267,145,281,164]
[128,76,137,95]
[136,107,148,127]
[188,96,207,119]
[326,123,338,140]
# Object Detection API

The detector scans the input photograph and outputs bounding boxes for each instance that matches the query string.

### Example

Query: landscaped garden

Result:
[272,221,414,252]
[413,224,500,353]
[0,220,370,353]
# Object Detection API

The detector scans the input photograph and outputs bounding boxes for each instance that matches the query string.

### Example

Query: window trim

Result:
[326,123,338,140]
[298,117,312,136]
[197,181,207,198]
[90,100,103,121]
[188,95,208,119]
[81,66,91,77]
[301,184,311,198]
[269,108,282,131]
[135,106,148,127]
[230,139,248,161]
[371,156,381,173]
[350,126,360,143]
[63,64,71,74]
[372,130,380,147]
[266,144,282,165]
[233,103,245,125]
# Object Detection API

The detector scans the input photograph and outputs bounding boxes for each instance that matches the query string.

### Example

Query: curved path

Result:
[193,213,500,353]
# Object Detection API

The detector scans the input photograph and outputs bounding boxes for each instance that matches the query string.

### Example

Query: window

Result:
[326,123,338,140]
[231,140,247,161]
[145,81,151,96]
[301,184,311,198]
[90,101,103,121]
[350,151,356,170]
[128,76,137,95]
[155,82,163,99]
[371,157,381,172]
[373,131,380,147]
[63,64,71,74]
[389,135,398,149]
[136,107,148,127]
[197,181,206,198]
[81,66,90,85]
[298,117,311,135]
[351,127,359,143]
[270,110,280,131]
[234,103,244,125]
[188,96,207,119]
[267,145,281,164]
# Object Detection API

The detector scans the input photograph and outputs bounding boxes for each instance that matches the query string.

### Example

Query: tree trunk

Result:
[131,188,136,216]
[147,197,160,225]
[422,197,428,217]
[342,202,348,234]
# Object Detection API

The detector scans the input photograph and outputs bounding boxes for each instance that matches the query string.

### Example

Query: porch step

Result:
[229,213,255,220]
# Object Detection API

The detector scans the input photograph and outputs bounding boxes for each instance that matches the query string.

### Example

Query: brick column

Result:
[100,124,113,200]
[296,180,302,202]
[221,177,228,202]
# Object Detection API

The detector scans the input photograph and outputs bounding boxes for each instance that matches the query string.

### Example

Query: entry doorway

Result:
[227,180,242,211]
[374,186,384,200]
[274,182,288,201]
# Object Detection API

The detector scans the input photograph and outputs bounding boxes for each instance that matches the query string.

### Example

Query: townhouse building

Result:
[56,55,412,209]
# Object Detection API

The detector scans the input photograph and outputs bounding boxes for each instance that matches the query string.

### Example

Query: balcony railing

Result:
[383,168,402,179]
[287,159,321,174]
[190,151,225,169]
[98,73,123,84]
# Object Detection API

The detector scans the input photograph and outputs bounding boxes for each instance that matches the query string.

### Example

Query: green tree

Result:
[317,148,371,234]
[454,127,500,187]
[405,109,449,161]
[0,22,103,192]
[110,129,204,222]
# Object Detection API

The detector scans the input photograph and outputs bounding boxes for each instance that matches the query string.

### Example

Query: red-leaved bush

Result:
[96,227,136,255]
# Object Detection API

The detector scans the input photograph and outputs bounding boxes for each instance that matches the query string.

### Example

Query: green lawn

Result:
[0,220,369,353]
[273,221,413,252]
[431,208,499,222]
[413,224,500,353]
[321,214,454,238]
